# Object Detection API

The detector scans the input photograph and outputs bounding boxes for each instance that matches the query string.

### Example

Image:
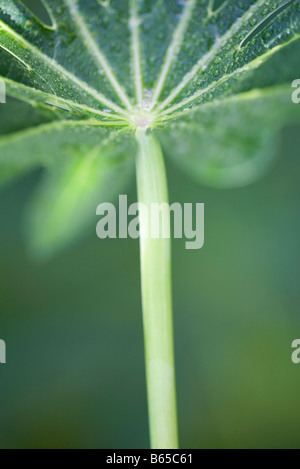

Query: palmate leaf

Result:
[0,0,299,254]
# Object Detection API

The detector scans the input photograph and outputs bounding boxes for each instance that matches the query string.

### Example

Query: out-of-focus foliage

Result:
[0,125,299,449]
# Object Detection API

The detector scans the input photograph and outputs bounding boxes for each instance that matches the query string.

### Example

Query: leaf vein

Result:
[150,0,197,108]
[157,0,267,112]
[130,0,144,107]
[0,20,128,116]
[64,0,133,110]
[159,34,300,118]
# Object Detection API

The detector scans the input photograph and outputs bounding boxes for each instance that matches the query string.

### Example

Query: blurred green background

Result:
[0,0,300,450]
[0,123,299,449]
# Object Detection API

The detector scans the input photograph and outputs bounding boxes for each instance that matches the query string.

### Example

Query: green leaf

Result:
[0,120,133,183]
[0,0,299,252]
[0,96,58,138]
[158,85,300,188]
[25,136,135,258]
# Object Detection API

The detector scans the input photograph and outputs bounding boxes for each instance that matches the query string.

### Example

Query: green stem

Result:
[135,129,179,449]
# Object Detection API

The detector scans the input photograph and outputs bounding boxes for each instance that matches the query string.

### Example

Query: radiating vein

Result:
[238,0,295,49]
[0,20,128,116]
[160,84,296,125]
[130,0,144,107]
[207,0,214,17]
[208,0,228,18]
[157,0,266,112]
[159,34,300,118]
[150,0,197,108]
[64,0,132,110]
[0,43,32,71]
[2,76,127,121]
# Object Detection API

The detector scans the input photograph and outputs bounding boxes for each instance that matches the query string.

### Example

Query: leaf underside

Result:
[0,0,299,255]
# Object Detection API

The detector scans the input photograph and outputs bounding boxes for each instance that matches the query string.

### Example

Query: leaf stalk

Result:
[135,129,179,449]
